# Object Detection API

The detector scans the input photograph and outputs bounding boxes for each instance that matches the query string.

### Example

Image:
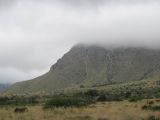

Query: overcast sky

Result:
[0,0,160,83]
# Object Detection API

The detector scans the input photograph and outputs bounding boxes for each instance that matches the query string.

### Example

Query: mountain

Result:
[5,44,160,95]
[0,84,10,93]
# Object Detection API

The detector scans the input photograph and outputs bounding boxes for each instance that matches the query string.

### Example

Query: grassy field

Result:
[0,99,160,120]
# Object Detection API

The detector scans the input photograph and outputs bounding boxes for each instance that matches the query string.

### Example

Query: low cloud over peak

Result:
[0,0,160,83]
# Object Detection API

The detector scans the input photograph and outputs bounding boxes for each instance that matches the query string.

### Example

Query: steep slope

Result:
[6,44,160,94]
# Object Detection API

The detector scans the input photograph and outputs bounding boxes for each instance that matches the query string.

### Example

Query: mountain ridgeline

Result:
[6,44,160,94]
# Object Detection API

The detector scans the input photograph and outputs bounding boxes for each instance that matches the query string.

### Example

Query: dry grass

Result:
[0,99,160,120]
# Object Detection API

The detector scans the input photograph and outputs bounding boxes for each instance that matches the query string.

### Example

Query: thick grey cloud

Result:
[0,0,160,83]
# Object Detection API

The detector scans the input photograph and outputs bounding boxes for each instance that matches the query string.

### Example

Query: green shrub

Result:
[148,101,154,105]
[150,105,160,111]
[97,94,106,102]
[14,107,28,113]
[142,105,149,110]
[128,96,143,102]
[44,96,95,109]
[97,117,109,120]
[142,105,160,111]
[84,90,99,97]
[147,115,160,120]
[97,94,122,102]
[0,96,40,106]
[80,85,85,88]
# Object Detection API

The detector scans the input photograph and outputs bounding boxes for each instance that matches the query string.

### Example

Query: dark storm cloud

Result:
[0,0,160,83]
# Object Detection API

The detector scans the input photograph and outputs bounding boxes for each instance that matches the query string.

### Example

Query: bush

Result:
[97,94,106,102]
[147,115,160,120]
[97,94,122,102]
[84,90,99,97]
[142,105,160,111]
[97,117,109,120]
[0,97,11,105]
[14,107,28,113]
[142,105,149,110]
[128,97,141,102]
[148,101,154,105]
[80,85,85,88]
[151,105,160,111]
[0,96,40,106]
[43,96,95,109]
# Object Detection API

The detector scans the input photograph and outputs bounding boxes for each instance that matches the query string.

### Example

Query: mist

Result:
[0,0,160,83]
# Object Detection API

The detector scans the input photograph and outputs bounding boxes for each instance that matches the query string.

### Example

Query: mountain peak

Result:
[5,44,160,94]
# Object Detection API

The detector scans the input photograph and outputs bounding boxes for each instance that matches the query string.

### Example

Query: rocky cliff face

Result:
[6,44,160,94]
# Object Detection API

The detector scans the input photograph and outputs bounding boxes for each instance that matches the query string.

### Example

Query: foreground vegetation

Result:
[0,89,160,120]
[0,99,160,120]
[1,77,160,120]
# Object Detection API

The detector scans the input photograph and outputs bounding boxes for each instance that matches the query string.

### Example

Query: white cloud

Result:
[0,67,47,84]
[0,0,160,83]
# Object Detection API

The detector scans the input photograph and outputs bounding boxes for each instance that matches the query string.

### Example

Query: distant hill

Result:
[0,84,10,93]
[6,44,160,95]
